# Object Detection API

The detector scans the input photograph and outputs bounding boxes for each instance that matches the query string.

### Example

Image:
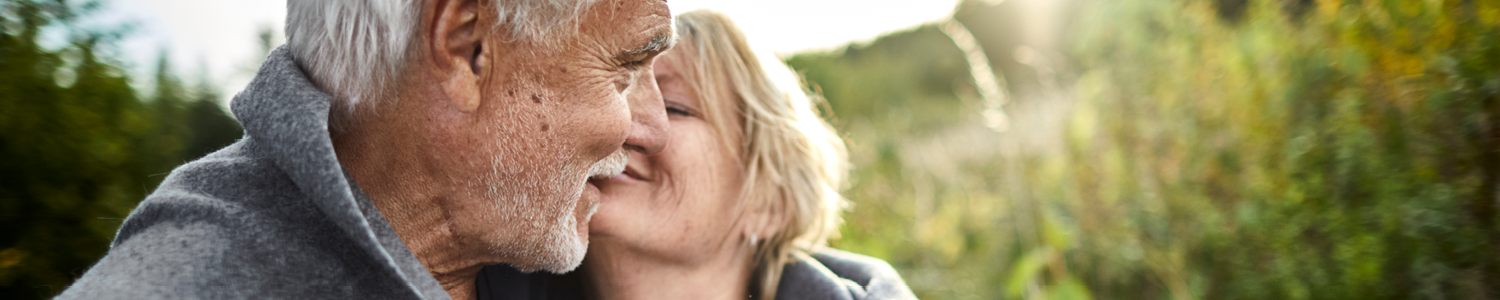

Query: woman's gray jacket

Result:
[477,248,919,300]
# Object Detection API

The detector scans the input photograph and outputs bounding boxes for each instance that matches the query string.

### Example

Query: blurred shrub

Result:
[790,0,1500,299]
[787,8,1022,299]
[1059,0,1500,298]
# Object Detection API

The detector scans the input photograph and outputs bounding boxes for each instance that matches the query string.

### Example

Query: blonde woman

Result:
[476,9,915,300]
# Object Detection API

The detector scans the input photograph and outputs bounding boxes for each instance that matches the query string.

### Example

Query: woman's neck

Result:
[581,243,756,300]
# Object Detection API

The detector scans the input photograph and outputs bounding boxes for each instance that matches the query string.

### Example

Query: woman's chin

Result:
[587,170,664,252]
[588,182,645,237]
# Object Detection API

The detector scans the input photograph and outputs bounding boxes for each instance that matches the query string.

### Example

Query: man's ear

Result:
[431,0,484,112]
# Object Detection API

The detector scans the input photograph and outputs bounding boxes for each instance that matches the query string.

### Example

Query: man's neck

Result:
[333,125,485,300]
[581,243,756,300]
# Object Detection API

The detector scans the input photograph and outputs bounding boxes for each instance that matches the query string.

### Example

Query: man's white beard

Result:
[587,149,630,184]
[499,149,628,273]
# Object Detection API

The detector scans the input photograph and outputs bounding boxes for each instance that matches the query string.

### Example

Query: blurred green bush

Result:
[790,0,1500,299]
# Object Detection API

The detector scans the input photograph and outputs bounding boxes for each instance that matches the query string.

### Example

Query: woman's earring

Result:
[750,234,759,247]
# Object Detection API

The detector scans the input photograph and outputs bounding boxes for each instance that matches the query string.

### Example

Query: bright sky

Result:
[101,0,963,105]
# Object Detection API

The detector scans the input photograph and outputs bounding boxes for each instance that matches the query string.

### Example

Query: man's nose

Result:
[624,72,669,155]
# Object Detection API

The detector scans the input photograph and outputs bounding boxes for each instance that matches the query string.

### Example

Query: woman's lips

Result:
[597,164,648,196]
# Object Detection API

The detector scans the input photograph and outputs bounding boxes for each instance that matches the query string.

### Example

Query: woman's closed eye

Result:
[665,101,698,117]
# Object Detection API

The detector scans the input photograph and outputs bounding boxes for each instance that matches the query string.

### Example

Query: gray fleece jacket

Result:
[55,47,451,299]
[775,248,918,300]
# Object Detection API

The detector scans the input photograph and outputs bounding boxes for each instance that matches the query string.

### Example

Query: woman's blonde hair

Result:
[671,10,851,300]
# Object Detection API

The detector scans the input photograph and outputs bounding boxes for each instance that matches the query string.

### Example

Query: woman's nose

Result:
[624,70,670,155]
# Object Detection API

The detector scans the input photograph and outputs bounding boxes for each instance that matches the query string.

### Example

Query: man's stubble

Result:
[477,144,627,273]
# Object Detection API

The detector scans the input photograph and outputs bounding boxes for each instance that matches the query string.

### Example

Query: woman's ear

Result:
[430,0,484,112]
[746,197,788,248]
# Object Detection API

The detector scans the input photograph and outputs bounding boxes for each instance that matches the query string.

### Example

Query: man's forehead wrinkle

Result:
[623,0,673,54]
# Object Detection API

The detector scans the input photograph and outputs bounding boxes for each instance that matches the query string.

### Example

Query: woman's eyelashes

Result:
[664,101,696,117]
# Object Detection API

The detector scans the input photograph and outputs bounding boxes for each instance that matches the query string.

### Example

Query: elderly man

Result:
[56,0,672,299]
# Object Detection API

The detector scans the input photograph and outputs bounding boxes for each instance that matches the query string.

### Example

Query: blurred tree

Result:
[184,80,240,160]
[0,0,239,298]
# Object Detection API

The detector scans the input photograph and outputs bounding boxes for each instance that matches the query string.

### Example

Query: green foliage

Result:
[788,18,1021,300]
[0,0,240,298]
[789,0,1500,299]
[1059,0,1500,298]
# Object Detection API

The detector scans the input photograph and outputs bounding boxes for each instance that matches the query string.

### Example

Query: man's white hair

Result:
[285,0,599,123]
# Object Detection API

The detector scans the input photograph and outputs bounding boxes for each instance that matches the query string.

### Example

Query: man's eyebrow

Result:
[625,30,676,56]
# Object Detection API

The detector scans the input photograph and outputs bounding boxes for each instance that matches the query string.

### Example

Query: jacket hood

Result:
[230,46,438,297]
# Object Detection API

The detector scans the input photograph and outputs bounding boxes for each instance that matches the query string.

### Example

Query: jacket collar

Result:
[230,46,444,299]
